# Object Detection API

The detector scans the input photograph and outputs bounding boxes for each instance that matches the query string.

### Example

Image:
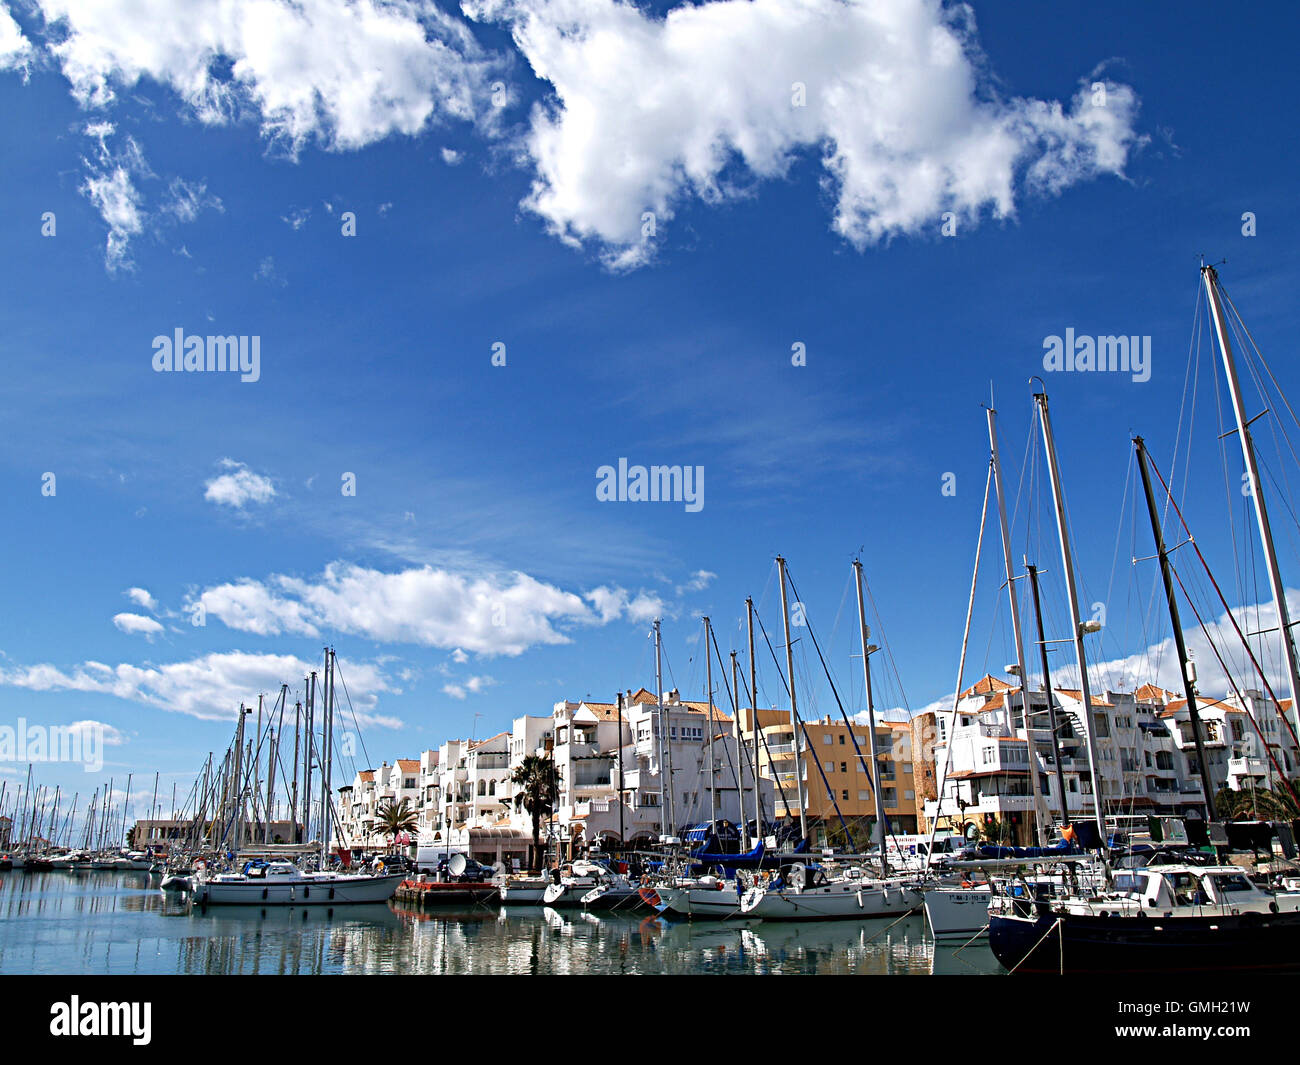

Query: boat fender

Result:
[329,887,335,900]
[1270,901,1280,913]
[262,888,268,900]
[304,887,310,899]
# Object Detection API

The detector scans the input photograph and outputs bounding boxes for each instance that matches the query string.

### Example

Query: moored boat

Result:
[193,860,403,906]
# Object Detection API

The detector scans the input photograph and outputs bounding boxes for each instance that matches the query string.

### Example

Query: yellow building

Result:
[735,708,918,848]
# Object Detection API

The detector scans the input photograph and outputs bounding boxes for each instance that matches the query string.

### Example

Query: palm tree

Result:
[512,755,561,872]
[373,797,419,852]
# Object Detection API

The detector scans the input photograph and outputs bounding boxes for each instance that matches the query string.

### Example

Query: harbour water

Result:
[0,870,1002,976]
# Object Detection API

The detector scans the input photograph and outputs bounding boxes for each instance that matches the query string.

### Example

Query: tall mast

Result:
[653,619,669,837]
[120,773,132,850]
[303,673,316,844]
[731,649,748,848]
[747,597,764,842]
[704,616,716,825]
[988,405,1048,846]
[291,697,301,841]
[321,649,335,866]
[1033,390,1108,845]
[1027,564,1072,835]
[853,559,889,872]
[1203,264,1300,737]
[776,556,809,843]
[1134,436,1218,819]
[616,691,625,846]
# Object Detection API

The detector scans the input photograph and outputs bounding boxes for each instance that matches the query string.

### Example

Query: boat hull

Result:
[744,881,923,921]
[924,885,992,939]
[196,872,403,906]
[657,886,743,919]
[989,909,1300,974]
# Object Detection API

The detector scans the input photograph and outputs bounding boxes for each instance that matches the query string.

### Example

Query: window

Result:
[823,735,833,745]
[839,735,845,745]
[840,762,848,774]
[842,790,849,801]
[858,791,869,801]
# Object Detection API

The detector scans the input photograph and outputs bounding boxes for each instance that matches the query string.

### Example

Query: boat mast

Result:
[320,649,335,867]
[303,673,316,845]
[1027,564,1073,837]
[853,559,889,874]
[1202,264,1300,738]
[291,695,301,841]
[987,405,1049,846]
[1033,389,1108,845]
[1134,436,1219,820]
[776,556,810,844]
[730,649,748,848]
[654,619,669,838]
[616,691,625,845]
[747,597,766,842]
[704,616,716,826]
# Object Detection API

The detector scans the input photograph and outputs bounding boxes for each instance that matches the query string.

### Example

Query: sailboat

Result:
[732,558,925,921]
[184,648,403,907]
[990,267,1300,971]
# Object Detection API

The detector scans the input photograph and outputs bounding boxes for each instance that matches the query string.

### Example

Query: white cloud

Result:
[37,0,499,154]
[204,459,277,507]
[195,563,664,656]
[441,147,463,165]
[66,719,128,746]
[113,612,165,638]
[677,569,716,594]
[0,650,401,725]
[79,125,149,272]
[586,585,666,625]
[77,123,219,270]
[126,587,159,612]
[282,205,312,229]
[466,0,1142,268]
[192,580,319,637]
[0,5,32,71]
[443,674,497,699]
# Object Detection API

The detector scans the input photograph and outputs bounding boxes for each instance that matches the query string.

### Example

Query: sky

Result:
[1,0,1299,832]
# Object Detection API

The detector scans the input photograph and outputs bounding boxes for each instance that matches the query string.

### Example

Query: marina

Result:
[0,868,999,976]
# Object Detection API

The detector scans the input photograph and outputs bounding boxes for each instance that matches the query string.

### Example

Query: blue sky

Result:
[2,0,1299,827]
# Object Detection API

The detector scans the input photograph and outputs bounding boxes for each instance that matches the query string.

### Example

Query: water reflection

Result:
[0,873,1001,975]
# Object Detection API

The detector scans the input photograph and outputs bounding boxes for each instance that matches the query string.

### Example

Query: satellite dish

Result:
[448,853,467,877]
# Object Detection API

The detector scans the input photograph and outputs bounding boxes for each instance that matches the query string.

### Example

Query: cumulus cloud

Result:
[204,459,277,508]
[0,650,401,725]
[113,612,165,638]
[466,0,1142,268]
[194,563,666,655]
[36,0,499,154]
[126,587,159,612]
[586,585,667,625]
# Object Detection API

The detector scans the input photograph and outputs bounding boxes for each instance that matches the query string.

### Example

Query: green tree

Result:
[373,797,419,852]
[512,755,561,872]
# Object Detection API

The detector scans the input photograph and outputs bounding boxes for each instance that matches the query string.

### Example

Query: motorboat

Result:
[988,863,1300,973]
